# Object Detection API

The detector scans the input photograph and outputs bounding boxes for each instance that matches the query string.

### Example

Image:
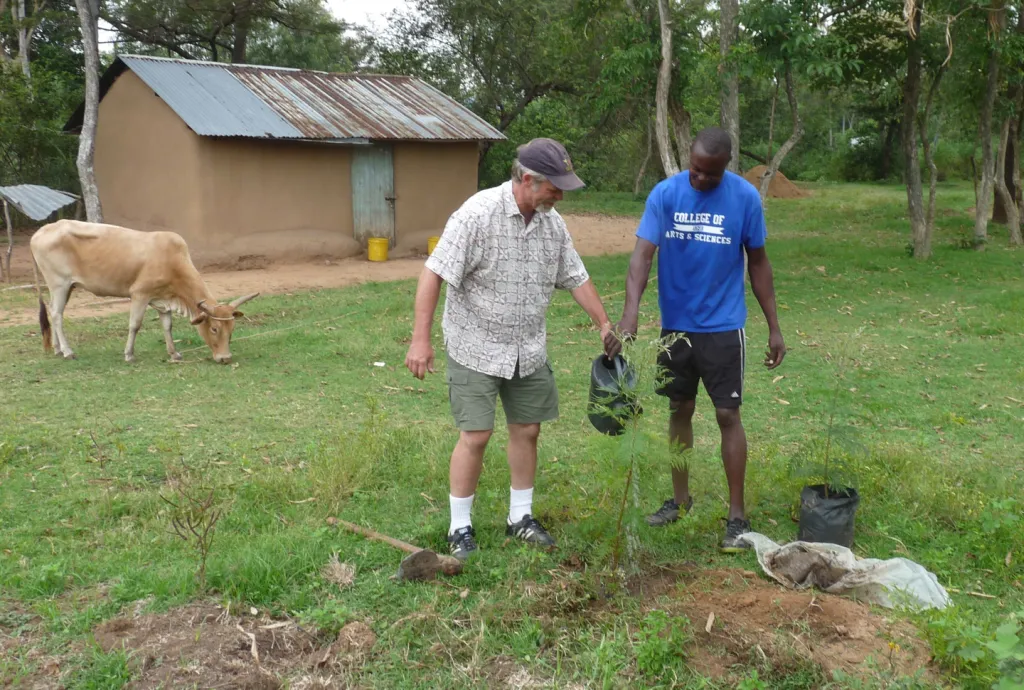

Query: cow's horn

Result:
[196,299,214,315]
[229,292,260,308]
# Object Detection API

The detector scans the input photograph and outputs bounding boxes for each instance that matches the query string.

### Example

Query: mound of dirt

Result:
[91,604,368,689]
[632,567,934,682]
[743,166,809,199]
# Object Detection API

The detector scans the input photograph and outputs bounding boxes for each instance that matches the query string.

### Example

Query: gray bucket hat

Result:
[516,138,586,191]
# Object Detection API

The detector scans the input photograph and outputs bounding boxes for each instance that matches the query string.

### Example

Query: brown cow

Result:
[30,220,259,363]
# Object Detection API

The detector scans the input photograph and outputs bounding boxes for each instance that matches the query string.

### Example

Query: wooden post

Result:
[3,199,13,283]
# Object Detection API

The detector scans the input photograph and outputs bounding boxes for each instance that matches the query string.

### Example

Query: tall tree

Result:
[246,8,368,71]
[0,63,80,190]
[994,112,1023,243]
[917,61,946,259]
[903,0,927,258]
[592,0,706,181]
[2,0,48,79]
[103,0,338,63]
[655,0,679,176]
[719,0,740,171]
[973,0,1005,249]
[992,4,1024,225]
[73,0,101,221]
[375,0,603,166]
[742,0,869,201]
[758,62,802,200]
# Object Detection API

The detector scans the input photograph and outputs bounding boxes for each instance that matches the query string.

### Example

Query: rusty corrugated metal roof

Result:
[0,184,79,221]
[97,55,505,143]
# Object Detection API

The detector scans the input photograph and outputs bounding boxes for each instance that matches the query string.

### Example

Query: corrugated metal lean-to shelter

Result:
[64,56,505,266]
[0,184,80,282]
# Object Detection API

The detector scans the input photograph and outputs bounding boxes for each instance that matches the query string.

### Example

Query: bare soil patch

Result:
[631,566,934,682]
[88,603,376,689]
[743,166,810,199]
[1,214,639,328]
[4,564,935,688]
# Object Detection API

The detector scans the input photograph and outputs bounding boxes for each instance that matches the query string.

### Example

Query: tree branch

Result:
[818,0,871,24]
[740,148,769,164]
[758,59,804,201]
[101,14,199,60]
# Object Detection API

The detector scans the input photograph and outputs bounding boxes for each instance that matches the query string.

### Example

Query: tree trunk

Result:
[903,0,927,258]
[974,6,1003,249]
[993,8,1024,224]
[0,0,7,63]
[767,75,779,161]
[880,120,897,179]
[655,0,679,177]
[1014,110,1023,222]
[829,99,833,150]
[232,12,251,63]
[995,115,1022,244]
[74,0,103,223]
[669,99,692,171]
[991,121,1020,223]
[971,154,979,206]
[758,61,803,202]
[15,0,31,80]
[916,63,945,260]
[635,113,653,196]
[1009,12,1024,227]
[719,0,740,172]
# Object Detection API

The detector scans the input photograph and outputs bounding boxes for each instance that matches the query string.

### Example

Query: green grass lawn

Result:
[1,181,1022,688]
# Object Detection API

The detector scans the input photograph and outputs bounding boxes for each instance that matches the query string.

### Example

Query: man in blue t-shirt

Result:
[616,127,786,552]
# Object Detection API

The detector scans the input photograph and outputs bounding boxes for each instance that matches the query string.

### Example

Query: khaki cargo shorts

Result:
[446,356,559,432]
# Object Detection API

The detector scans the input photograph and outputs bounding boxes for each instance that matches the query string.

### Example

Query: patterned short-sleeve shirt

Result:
[425,181,590,379]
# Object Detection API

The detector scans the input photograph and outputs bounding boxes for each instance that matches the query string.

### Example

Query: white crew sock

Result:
[449,494,474,534]
[508,487,534,524]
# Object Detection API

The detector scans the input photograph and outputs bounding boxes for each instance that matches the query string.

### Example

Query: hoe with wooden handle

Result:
[328,518,463,581]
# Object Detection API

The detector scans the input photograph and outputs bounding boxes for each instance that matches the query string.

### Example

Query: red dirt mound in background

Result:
[744,165,810,199]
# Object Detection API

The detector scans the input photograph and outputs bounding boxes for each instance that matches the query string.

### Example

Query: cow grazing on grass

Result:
[30,220,259,363]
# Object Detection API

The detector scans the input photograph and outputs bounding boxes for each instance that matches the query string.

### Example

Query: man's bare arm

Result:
[405,267,444,379]
[617,238,658,337]
[747,246,786,369]
[570,279,622,357]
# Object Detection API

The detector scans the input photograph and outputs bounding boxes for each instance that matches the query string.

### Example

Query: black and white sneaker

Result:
[447,526,478,562]
[506,514,556,547]
[645,496,694,527]
[720,518,752,553]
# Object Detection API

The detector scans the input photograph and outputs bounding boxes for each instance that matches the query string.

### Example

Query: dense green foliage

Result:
[3,0,1022,201]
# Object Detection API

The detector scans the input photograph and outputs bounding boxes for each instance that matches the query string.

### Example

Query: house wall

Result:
[194,138,360,265]
[393,142,480,253]
[94,71,204,243]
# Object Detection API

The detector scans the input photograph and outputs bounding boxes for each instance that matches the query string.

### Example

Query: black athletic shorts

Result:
[655,328,746,409]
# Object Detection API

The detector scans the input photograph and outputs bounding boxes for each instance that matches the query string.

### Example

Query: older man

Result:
[405,138,620,561]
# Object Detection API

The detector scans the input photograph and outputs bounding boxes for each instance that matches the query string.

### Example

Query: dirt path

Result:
[0,214,638,328]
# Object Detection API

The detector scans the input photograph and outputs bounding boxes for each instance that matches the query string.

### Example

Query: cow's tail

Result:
[31,254,52,353]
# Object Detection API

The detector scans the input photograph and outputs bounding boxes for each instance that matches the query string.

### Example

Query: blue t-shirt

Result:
[636,170,767,333]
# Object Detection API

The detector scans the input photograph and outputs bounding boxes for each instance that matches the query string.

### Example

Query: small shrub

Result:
[633,609,690,679]
[988,612,1024,690]
[160,459,229,593]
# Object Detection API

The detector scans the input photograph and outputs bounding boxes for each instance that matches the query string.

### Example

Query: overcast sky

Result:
[101,0,413,55]
[326,0,410,29]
